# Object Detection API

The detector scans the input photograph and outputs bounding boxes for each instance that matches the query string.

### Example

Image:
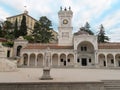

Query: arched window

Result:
[16,46,22,56]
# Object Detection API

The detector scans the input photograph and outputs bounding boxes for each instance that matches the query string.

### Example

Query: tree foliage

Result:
[0,25,2,37]
[14,18,19,39]
[32,16,54,43]
[83,22,94,35]
[97,24,109,43]
[2,41,14,47]
[19,15,27,36]
[2,21,14,40]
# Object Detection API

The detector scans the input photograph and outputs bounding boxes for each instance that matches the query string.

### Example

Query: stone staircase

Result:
[103,80,120,90]
[0,44,17,72]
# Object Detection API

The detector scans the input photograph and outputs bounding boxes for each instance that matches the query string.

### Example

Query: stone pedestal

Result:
[40,67,53,80]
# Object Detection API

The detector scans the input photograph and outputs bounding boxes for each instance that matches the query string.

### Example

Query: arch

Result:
[52,54,58,67]
[77,41,95,67]
[37,53,43,67]
[115,54,120,67]
[107,54,114,67]
[30,53,36,67]
[23,53,28,65]
[60,53,66,66]
[67,54,74,66]
[16,45,22,56]
[77,41,94,53]
[98,54,105,67]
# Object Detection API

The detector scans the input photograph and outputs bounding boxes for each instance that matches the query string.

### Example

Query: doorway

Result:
[7,50,10,58]
[82,58,87,66]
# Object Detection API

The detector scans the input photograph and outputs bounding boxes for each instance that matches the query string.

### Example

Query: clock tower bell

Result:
[58,7,73,46]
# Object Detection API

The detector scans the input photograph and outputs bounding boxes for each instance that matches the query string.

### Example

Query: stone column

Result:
[66,54,67,67]
[50,54,52,66]
[113,54,116,67]
[27,54,30,66]
[58,54,60,67]
[35,54,37,67]
[74,50,78,67]
[43,53,45,66]
[95,50,98,68]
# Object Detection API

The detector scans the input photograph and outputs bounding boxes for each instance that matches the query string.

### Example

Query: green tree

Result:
[14,18,19,39]
[0,20,5,37]
[19,15,27,36]
[0,25,2,37]
[84,22,94,35]
[3,21,14,40]
[23,35,34,43]
[3,21,13,30]
[97,24,109,43]
[32,16,54,43]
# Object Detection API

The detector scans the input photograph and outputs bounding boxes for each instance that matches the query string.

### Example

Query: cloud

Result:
[0,7,10,20]
[0,0,120,42]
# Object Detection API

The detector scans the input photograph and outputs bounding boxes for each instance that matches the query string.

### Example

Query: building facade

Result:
[7,10,58,43]
[13,8,120,68]
[7,10,37,35]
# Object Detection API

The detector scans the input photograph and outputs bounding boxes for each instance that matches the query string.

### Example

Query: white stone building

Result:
[13,8,120,68]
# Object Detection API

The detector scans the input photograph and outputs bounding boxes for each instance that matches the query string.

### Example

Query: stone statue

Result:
[60,6,62,11]
[44,51,51,68]
[40,47,53,80]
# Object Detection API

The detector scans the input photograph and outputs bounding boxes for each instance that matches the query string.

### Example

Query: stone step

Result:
[103,80,120,87]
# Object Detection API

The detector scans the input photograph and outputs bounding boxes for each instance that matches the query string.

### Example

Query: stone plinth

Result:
[40,67,53,80]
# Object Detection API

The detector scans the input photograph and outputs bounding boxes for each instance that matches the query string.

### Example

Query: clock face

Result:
[63,19,68,24]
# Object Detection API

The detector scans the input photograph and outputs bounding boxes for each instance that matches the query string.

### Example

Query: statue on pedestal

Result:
[40,47,53,80]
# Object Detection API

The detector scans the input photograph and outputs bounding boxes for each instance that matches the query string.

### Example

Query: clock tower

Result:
[58,7,73,46]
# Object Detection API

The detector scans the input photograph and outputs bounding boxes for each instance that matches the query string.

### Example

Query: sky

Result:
[0,0,120,42]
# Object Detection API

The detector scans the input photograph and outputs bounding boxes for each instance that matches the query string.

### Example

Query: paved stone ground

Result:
[0,68,120,83]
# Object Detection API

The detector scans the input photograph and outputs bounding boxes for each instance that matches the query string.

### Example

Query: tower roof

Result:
[58,7,73,17]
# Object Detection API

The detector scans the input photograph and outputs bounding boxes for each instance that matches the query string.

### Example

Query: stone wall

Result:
[0,82,104,90]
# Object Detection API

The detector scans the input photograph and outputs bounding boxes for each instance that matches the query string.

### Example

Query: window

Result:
[68,59,70,62]
[61,59,63,62]
[81,47,83,51]
[84,46,87,51]
[77,58,80,63]
[111,59,114,64]
[62,32,69,38]
[89,58,91,63]
[81,46,87,51]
